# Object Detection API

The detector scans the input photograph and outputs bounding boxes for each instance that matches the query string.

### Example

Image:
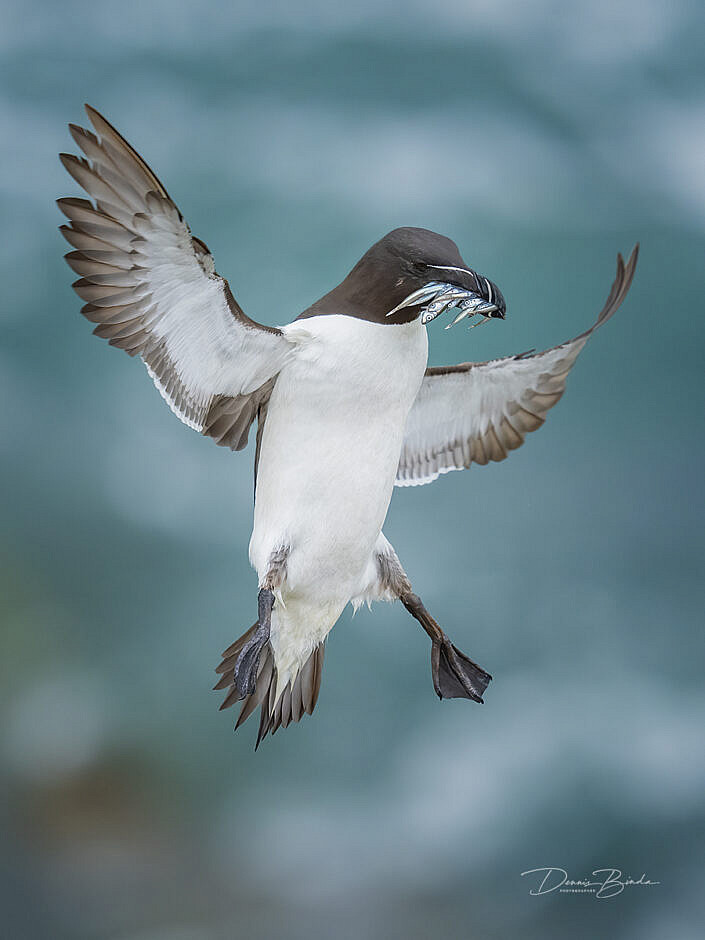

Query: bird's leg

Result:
[232,546,289,698]
[399,591,492,703]
[233,588,274,697]
[374,542,492,703]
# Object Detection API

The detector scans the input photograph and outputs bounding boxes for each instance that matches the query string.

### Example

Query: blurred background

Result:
[1,1,704,937]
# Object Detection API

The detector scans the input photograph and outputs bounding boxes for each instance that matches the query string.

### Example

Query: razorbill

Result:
[58,106,639,746]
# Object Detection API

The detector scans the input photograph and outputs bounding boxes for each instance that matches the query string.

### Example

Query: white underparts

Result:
[249,314,428,694]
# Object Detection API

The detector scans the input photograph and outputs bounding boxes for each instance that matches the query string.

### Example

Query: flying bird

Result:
[58,106,638,747]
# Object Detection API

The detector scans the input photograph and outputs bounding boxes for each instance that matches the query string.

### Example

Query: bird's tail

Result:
[214,623,326,749]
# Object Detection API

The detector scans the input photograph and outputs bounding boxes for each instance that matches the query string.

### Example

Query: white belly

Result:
[249,314,427,678]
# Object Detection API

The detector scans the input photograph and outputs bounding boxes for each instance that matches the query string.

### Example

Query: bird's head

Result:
[354,227,506,327]
[298,226,506,327]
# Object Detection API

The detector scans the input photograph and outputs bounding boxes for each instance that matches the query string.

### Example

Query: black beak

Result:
[490,299,506,319]
[466,269,506,319]
[432,263,506,319]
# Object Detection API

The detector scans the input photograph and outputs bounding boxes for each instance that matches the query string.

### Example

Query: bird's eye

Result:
[408,260,427,277]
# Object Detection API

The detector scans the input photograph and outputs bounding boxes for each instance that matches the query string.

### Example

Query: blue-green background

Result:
[1,1,704,937]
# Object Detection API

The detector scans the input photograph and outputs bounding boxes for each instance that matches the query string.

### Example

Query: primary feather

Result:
[59,105,291,448]
[396,246,639,486]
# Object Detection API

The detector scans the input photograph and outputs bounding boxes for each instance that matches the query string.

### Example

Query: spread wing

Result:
[396,246,639,487]
[58,105,292,450]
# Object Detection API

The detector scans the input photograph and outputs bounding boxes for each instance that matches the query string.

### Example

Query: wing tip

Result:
[627,240,639,269]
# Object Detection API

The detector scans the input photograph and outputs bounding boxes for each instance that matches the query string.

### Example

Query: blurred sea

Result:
[1,1,704,938]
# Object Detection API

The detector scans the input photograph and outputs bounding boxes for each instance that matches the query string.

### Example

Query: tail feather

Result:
[236,648,273,729]
[215,622,258,675]
[215,625,325,748]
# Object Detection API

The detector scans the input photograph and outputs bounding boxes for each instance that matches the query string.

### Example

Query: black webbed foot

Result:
[233,588,274,698]
[400,591,492,704]
[432,637,492,703]
[233,630,267,696]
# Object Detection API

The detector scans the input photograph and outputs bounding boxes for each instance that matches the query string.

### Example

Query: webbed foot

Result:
[432,636,492,703]
[400,591,492,704]
[233,588,274,698]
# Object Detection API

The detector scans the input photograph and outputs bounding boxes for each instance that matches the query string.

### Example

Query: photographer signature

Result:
[521,867,660,899]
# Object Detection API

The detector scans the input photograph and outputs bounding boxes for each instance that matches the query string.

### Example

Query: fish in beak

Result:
[387,272,506,328]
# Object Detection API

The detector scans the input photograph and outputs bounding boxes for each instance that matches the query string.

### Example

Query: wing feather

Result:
[396,246,638,487]
[59,105,292,449]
